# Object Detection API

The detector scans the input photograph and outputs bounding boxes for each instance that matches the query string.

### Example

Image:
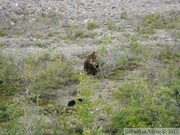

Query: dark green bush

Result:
[0,103,9,122]
[87,21,98,30]
[16,51,79,91]
[158,45,180,63]
[0,52,18,95]
[111,75,177,133]
[0,50,79,96]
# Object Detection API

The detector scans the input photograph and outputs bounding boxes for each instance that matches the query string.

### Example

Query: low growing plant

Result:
[87,21,99,30]
[55,73,106,134]
[17,51,78,92]
[4,100,44,135]
[107,21,117,30]
[158,44,180,63]
[0,28,7,36]
[120,12,128,20]
[138,12,179,34]
[111,74,177,134]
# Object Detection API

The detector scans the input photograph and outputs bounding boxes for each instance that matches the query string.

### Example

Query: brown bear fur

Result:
[84,51,99,75]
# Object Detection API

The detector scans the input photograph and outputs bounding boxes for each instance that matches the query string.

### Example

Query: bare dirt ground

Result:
[0,0,180,134]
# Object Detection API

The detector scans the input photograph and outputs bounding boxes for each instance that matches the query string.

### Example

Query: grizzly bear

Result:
[84,51,99,75]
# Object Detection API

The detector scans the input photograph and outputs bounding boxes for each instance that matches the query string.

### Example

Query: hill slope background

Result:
[0,0,180,135]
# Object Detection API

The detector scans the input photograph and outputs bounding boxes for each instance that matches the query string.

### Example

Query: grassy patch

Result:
[0,83,17,96]
[175,31,180,39]
[54,73,106,134]
[0,42,4,47]
[95,34,113,45]
[0,29,7,36]
[47,32,54,37]
[120,12,128,20]
[107,21,117,30]
[58,33,68,40]
[74,30,84,38]
[0,49,79,95]
[13,31,20,35]
[87,21,99,30]
[88,32,97,38]
[41,12,46,18]
[4,100,44,135]
[0,103,9,123]
[17,51,78,90]
[138,11,179,34]
[129,35,142,53]
[0,52,19,95]
[111,74,177,133]
[32,41,47,48]
[158,45,180,63]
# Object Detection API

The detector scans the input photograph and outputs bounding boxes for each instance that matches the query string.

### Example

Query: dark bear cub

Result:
[67,98,83,107]
[0,80,3,85]
[84,51,99,75]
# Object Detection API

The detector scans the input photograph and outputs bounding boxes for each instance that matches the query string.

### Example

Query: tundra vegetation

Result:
[0,2,180,135]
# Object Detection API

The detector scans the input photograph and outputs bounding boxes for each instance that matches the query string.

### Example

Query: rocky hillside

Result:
[0,0,180,135]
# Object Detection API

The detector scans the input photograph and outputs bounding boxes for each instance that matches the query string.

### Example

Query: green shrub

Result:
[0,29,7,36]
[129,35,141,53]
[58,33,68,40]
[87,21,98,30]
[54,73,106,134]
[74,30,84,38]
[41,12,46,18]
[97,45,120,77]
[0,50,78,96]
[13,31,20,35]
[5,101,44,135]
[107,21,117,30]
[0,103,9,123]
[0,42,4,47]
[17,51,78,91]
[111,74,177,133]
[120,12,128,19]
[75,74,108,134]
[0,83,17,95]
[32,41,47,48]
[100,35,113,45]
[0,52,18,95]
[138,12,179,34]
[90,32,97,38]
[47,32,53,37]
[84,32,97,38]
[158,45,180,63]
[97,41,143,78]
